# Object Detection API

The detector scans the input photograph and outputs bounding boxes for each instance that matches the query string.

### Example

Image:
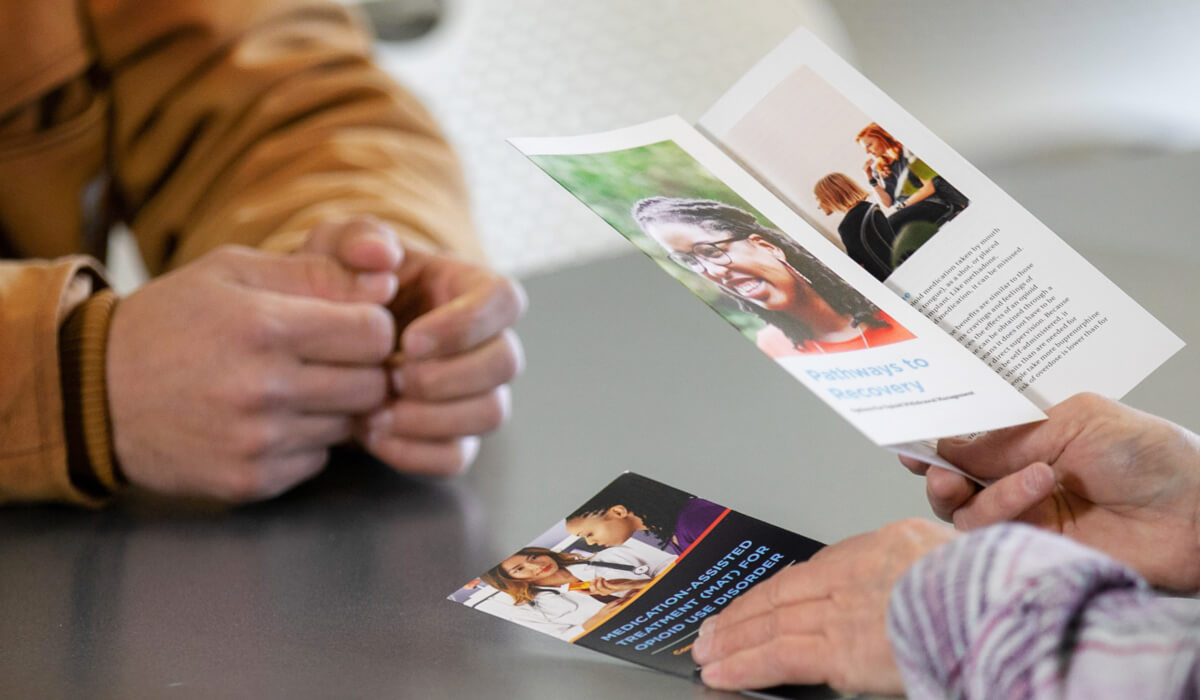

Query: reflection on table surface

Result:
[4,246,1192,699]
[7,253,845,700]
[0,449,747,698]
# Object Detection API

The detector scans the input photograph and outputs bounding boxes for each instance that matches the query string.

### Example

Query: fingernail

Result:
[941,437,970,448]
[698,617,716,637]
[363,228,392,246]
[367,229,403,265]
[367,409,393,435]
[384,352,405,394]
[404,332,435,358]
[356,271,398,302]
[1023,463,1054,495]
[691,633,711,661]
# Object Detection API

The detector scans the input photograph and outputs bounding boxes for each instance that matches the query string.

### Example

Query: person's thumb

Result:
[301,217,405,274]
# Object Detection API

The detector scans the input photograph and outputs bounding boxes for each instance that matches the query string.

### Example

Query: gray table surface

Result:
[3,239,1197,699]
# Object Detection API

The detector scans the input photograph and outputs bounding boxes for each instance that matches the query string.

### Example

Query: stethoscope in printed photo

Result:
[589,560,651,576]
[539,560,652,597]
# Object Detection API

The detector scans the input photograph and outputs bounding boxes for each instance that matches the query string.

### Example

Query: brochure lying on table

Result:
[448,472,835,700]
[510,27,1182,476]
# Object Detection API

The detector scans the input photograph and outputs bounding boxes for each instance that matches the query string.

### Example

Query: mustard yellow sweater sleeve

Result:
[0,0,482,506]
[86,0,482,269]
[0,258,118,506]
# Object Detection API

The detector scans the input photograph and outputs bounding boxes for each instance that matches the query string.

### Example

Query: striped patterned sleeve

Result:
[887,523,1200,699]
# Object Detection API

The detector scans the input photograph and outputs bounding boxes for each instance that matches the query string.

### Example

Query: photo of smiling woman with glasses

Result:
[476,545,659,640]
[633,196,914,357]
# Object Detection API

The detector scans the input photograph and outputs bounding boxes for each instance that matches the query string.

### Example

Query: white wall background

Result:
[834,0,1200,169]
[372,0,1200,275]
[109,0,1200,286]
[373,0,845,276]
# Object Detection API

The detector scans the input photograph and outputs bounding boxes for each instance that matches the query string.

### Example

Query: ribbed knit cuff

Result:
[58,288,124,500]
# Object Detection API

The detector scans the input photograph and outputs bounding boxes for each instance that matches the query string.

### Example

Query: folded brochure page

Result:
[698,27,1181,410]
[510,27,1180,471]
[449,472,836,699]
[512,117,1041,452]
[462,26,1185,693]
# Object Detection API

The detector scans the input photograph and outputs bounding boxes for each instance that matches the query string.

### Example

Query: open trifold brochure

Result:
[449,27,1183,698]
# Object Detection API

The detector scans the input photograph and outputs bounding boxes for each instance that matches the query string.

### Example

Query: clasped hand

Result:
[108,217,525,502]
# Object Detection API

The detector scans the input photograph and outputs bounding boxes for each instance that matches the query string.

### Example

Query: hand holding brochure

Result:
[449,473,835,699]
[510,28,1181,471]
[456,26,1184,695]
